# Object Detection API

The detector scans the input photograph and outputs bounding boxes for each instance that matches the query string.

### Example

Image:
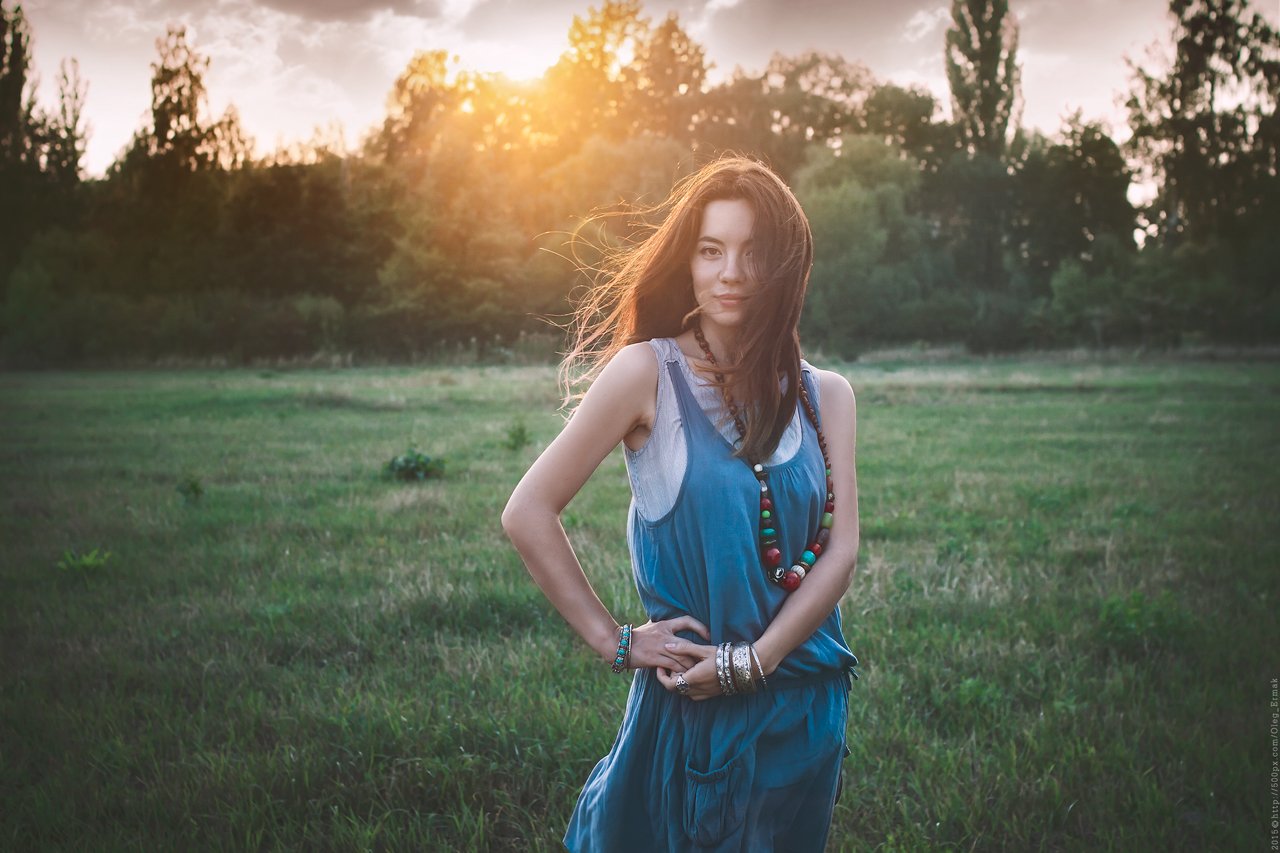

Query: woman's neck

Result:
[694,320,739,366]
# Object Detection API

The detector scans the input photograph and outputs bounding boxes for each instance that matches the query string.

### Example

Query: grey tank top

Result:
[623,337,819,522]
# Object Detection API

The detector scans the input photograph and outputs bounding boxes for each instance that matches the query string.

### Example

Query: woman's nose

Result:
[719,254,743,282]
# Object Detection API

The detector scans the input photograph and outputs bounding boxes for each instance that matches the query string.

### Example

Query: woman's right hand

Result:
[627,615,711,672]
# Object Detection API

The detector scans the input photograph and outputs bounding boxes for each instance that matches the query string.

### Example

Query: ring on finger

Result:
[675,673,690,696]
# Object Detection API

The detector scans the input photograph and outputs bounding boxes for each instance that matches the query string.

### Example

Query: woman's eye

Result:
[700,246,720,258]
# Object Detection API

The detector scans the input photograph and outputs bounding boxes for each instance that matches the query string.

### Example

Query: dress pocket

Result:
[835,741,851,806]
[682,747,755,847]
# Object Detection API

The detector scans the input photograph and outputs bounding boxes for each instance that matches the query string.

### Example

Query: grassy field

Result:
[2,355,1276,851]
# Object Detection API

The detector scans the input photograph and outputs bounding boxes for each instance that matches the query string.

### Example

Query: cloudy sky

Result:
[21,0,1277,177]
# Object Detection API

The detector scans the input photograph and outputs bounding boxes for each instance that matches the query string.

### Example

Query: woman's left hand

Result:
[654,640,720,701]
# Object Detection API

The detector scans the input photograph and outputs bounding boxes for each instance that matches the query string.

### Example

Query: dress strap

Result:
[798,363,823,431]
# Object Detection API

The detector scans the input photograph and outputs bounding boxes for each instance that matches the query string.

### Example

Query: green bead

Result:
[821,512,833,529]
[761,510,771,519]
[801,550,816,566]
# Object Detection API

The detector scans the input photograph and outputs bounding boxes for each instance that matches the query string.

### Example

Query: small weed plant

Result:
[387,445,446,481]
[177,475,204,505]
[504,418,532,451]
[57,547,113,573]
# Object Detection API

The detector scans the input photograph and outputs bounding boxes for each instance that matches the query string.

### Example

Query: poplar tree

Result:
[945,0,1022,159]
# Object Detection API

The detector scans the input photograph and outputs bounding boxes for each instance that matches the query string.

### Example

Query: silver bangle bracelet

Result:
[715,643,730,695]
[732,643,755,694]
[749,644,768,690]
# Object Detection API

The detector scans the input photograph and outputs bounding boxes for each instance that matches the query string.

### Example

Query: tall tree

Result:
[0,1,36,166]
[627,11,706,141]
[945,0,1022,159]
[941,0,1024,293]
[1125,0,1280,247]
[862,82,951,172]
[39,58,88,184]
[696,52,872,178]
[1010,115,1135,298]
[541,0,649,150]
[115,25,250,176]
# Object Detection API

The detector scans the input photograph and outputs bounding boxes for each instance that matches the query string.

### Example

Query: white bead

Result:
[793,565,807,580]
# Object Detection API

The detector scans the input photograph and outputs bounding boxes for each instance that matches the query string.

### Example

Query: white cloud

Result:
[903,6,949,44]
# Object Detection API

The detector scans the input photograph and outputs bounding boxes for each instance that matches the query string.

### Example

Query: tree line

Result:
[1,0,1277,365]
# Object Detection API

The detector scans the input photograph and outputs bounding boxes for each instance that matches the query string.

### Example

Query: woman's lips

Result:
[717,295,747,305]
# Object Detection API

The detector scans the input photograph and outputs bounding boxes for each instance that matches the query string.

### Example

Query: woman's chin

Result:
[704,307,748,327]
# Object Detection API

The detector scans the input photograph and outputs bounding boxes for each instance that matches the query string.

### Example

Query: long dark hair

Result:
[562,155,815,463]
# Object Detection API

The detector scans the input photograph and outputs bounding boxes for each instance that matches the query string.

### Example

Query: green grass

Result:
[2,356,1276,851]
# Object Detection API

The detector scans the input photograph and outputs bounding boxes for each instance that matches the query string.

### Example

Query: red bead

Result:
[825,501,834,513]
[764,547,782,567]
[811,543,823,556]
[781,570,802,592]
[760,498,773,511]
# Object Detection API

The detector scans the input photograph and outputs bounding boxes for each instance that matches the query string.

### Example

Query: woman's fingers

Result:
[665,614,711,641]
[659,653,701,672]
[654,667,677,692]
[680,657,720,701]
[664,638,714,659]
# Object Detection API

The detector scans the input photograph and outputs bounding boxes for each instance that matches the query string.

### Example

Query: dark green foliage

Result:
[386,445,445,481]
[2,0,1279,365]
[1125,0,1280,248]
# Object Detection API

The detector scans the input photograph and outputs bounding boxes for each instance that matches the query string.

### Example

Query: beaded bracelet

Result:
[610,623,632,673]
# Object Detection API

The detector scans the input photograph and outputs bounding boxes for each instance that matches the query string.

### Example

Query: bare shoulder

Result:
[812,368,856,412]
[605,340,659,379]
[575,341,659,440]
[588,341,659,401]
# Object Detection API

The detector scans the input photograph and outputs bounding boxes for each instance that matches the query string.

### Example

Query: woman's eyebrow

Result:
[696,236,753,244]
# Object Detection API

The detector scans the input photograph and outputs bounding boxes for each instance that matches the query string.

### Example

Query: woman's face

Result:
[690,198,757,330]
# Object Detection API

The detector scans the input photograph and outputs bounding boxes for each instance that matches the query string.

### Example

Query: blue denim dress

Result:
[564,345,860,852]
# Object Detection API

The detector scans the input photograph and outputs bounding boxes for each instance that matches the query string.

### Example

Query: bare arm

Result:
[750,369,860,673]
[501,343,709,671]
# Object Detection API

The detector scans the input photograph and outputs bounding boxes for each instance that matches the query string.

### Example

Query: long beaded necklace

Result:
[692,322,835,592]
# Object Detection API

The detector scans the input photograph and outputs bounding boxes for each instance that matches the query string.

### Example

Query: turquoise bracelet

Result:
[611,623,632,673]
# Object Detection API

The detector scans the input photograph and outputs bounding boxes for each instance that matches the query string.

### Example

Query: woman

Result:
[502,155,860,851]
